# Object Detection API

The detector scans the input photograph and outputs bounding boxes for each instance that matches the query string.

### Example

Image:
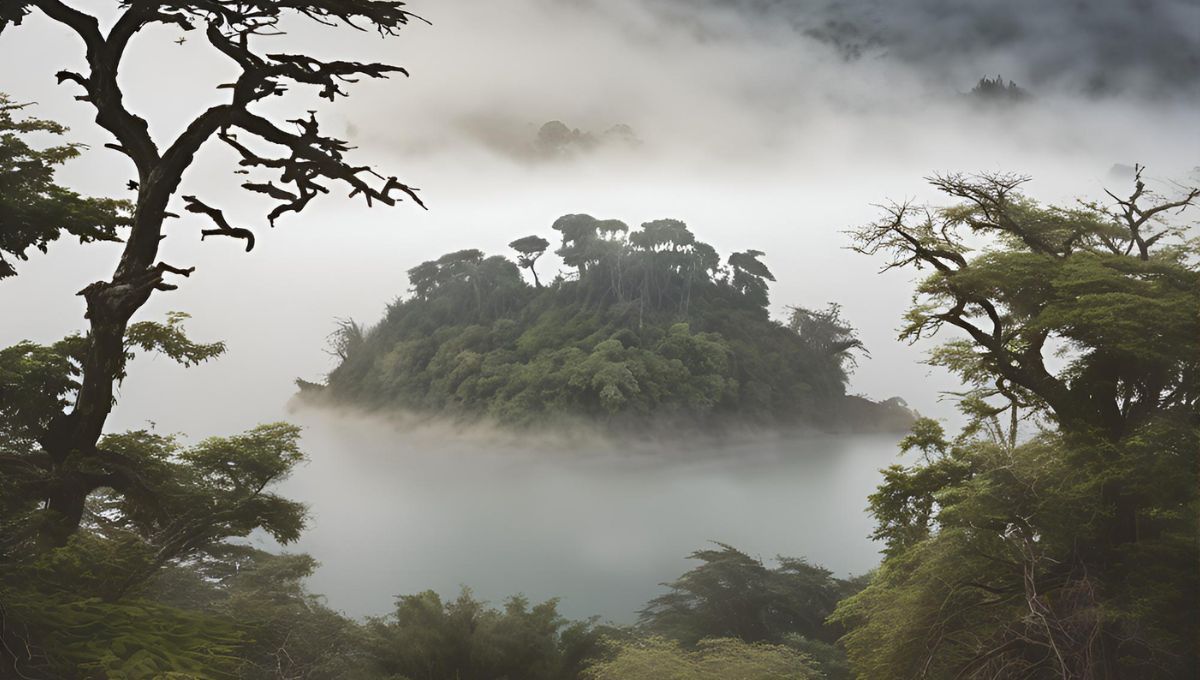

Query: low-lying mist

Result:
[269,406,908,622]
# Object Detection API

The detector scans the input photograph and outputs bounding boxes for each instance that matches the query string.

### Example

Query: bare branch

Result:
[183,196,256,251]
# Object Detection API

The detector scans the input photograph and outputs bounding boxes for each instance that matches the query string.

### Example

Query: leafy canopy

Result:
[836,169,1200,679]
[0,94,129,278]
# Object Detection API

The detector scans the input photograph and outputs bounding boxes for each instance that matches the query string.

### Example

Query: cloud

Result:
[656,0,1200,98]
[332,0,1198,169]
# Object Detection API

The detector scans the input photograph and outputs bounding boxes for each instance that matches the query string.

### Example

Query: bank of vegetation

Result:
[305,215,914,434]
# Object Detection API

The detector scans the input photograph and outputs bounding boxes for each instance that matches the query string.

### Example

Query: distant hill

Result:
[301,215,915,434]
[529,120,640,160]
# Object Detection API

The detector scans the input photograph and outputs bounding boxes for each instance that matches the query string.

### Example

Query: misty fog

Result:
[275,409,906,622]
[3,0,1198,626]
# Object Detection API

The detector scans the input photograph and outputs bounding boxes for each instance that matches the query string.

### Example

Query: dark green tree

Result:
[552,213,603,275]
[850,169,1197,441]
[787,303,866,373]
[835,169,1200,678]
[363,588,603,680]
[0,414,313,677]
[727,250,775,307]
[148,548,370,679]
[639,544,853,645]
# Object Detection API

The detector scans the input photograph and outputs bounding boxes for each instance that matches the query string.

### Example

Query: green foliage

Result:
[363,587,605,680]
[786,303,866,373]
[638,544,858,679]
[839,170,1200,678]
[835,428,1198,678]
[0,421,312,678]
[0,94,130,279]
[0,315,225,556]
[89,424,309,587]
[148,548,371,680]
[0,313,223,449]
[584,636,819,680]
[727,250,775,307]
[640,544,855,645]
[124,312,226,371]
[510,235,551,287]
[2,541,370,679]
[319,216,908,431]
[853,171,1199,439]
[1,585,242,679]
[0,336,86,453]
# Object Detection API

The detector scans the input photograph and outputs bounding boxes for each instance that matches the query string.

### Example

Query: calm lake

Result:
[278,409,908,623]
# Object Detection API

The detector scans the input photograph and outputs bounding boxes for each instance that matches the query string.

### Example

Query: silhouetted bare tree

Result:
[0,0,426,546]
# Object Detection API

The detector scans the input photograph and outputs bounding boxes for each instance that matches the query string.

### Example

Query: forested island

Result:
[301,215,914,433]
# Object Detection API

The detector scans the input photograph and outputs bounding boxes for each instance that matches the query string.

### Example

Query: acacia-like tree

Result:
[508,234,549,288]
[0,0,425,546]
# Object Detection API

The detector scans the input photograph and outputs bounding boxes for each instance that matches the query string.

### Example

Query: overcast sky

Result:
[2,0,1198,436]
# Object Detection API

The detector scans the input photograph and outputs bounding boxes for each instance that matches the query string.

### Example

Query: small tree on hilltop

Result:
[508,234,550,288]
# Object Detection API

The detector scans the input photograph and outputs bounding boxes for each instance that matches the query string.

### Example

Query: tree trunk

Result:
[37,201,165,547]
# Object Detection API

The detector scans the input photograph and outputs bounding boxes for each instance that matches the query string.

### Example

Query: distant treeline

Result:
[968,74,1030,103]
[306,215,913,432]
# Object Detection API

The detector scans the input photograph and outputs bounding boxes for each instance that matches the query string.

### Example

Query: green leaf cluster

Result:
[0,94,130,279]
[584,636,820,680]
[639,543,861,679]
[362,588,606,680]
[838,171,1200,678]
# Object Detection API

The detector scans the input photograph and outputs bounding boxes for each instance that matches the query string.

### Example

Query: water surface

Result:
[280,410,905,623]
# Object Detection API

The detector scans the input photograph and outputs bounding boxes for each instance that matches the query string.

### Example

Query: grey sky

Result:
[673,0,1200,97]
[1,0,1197,437]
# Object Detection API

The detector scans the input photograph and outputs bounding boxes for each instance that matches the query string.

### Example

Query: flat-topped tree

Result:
[508,235,549,288]
[0,0,425,546]
[726,250,774,308]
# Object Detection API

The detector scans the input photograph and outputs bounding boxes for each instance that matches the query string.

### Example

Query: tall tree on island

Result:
[509,234,550,288]
[0,0,425,547]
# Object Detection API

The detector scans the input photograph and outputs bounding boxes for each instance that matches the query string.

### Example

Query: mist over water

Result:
[276,408,906,622]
